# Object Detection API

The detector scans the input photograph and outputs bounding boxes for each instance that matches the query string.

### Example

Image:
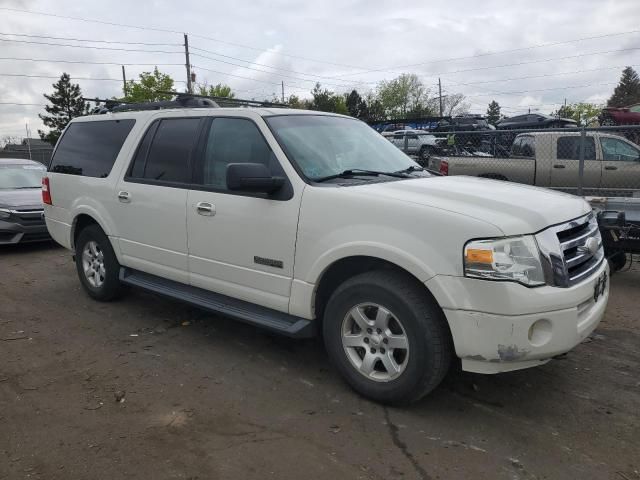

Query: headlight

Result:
[0,208,11,220]
[464,235,546,287]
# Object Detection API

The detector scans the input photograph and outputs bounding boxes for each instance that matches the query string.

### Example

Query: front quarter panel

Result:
[293,182,502,314]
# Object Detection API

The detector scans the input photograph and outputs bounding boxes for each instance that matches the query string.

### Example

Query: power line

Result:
[0,31,181,46]
[0,57,184,67]
[5,5,638,80]
[0,73,187,83]
[334,30,640,78]
[190,52,357,88]
[462,82,616,98]
[0,102,46,106]
[0,37,183,54]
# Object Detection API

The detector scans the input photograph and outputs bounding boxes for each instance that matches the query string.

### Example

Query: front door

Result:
[186,116,301,313]
[599,135,640,196]
[116,116,203,284]
[550,135,602,194]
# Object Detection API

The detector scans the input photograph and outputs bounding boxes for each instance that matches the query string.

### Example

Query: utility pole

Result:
[438,78,443,117]
[121,65,127,97]
[24,123,32,161]
[184,33,192,94]
[281,81,285,103]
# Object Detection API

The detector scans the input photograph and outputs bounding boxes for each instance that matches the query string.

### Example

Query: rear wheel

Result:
[323,270,452,405]
[75,224,123,301]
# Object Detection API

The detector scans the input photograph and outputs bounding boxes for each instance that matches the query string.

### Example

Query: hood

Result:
[0,188,43,209]
[352,176,590,235]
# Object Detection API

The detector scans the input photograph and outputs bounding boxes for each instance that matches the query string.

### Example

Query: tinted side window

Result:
[198,118,281,189]
[50,119,135,177]
[557,137,596,160]
[130,118,200,183]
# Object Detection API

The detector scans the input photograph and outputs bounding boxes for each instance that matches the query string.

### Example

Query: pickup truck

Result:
[43,101,609,405]
[430,131,640,196]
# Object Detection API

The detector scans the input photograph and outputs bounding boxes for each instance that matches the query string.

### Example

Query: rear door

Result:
[599,135,640,195]
[115,116,203,284]
[550,135,601,194]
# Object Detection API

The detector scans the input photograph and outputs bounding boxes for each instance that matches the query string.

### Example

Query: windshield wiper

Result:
[314,169,407,183]
[394,165,424,174]
[13,186,41,189]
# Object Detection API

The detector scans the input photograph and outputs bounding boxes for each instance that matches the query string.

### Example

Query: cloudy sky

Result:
[1,0,639,138]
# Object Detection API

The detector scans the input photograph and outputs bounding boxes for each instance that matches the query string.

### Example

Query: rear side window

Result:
[128,118,200,183]
[50,119,135,177]
[557,136,596,160]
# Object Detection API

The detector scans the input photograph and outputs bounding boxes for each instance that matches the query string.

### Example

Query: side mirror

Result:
[226,163,285,194]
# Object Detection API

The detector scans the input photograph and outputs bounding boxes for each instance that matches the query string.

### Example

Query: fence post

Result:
[577,127,586,197]
[403,133,409,154]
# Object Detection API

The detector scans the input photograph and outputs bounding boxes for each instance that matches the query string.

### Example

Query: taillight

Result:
[42,177,52,205]
[439,160,449,176]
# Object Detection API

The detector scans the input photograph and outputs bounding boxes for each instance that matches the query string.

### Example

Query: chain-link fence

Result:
[0,149,51,166]
[385,125,640,198]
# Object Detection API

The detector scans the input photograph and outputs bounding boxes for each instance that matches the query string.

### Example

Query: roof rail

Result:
[158,91,290,109]
[84,92,289,115]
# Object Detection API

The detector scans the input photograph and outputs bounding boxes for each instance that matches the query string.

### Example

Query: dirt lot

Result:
[0,243,638,480]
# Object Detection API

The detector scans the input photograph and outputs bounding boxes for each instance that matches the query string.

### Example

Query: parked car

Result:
[44,102,608,404]
[432,114,496,133]
[0,158,49,245]
[383,129,439,164]
[599,103,640,126]
[497,113,577,130]
[429,131,640,196]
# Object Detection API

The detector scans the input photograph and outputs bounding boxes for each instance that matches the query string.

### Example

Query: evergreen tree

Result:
[607,67,640,107]
[345,89,367,118]
[38,73,87,145]
[486,100,501,126]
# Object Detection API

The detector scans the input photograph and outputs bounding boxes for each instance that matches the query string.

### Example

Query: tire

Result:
[608,251,627,273]
[418,146,432,166]
[75,224,123,301]
[322,270,452,405]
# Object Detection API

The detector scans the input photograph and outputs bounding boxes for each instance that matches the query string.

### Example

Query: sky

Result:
[1,0,639,139]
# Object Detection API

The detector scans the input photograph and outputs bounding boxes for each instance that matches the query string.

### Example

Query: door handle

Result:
[604,165,618,170]
[553,164,565,169]
[196,202,215,216]
[118,191,131,203]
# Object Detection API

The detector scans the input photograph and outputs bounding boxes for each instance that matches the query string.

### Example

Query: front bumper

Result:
[427,260,609,374]
[0,217,50,245]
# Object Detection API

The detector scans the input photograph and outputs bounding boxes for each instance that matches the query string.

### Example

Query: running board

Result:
[119,268,315,338]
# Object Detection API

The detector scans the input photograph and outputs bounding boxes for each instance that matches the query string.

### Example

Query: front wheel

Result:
[75,224,124,301]
[323,270,452,405]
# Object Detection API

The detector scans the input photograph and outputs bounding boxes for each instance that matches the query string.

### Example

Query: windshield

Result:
[266,115,424,181]
[0,164,46,189]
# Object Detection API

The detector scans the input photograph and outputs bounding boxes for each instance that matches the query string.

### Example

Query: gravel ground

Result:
[0,243,638,480]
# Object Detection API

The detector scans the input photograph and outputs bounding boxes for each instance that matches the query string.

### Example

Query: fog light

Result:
[528,319,552,347]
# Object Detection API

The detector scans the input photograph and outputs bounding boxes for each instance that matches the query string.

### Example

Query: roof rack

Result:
[84,92,289,115]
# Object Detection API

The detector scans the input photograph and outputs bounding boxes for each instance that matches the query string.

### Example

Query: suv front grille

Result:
[536,213,604,287]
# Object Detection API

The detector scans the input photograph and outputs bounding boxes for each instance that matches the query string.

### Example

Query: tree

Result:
[363,92,385,122]
[1,135,22,148]
[287,94,311,109]
[123,67,175,103]
[442,93,469,116]
[377,73,432,119]
[553,102,602,127]
[486,100,501,125]
[309,83,348,114]
[38,73,87,145]
[196,82,234,98]
[345,89,368,118]
[607,67,640,107]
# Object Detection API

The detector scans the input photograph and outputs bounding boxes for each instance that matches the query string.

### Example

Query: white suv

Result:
[43,104,609,404]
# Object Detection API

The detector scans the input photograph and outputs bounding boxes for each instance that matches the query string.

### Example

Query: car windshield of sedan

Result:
[266,115,427,181]
[0,164,45,189]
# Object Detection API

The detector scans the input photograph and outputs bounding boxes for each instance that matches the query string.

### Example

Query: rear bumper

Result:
[427,260,609,374]
[0,218,50,245]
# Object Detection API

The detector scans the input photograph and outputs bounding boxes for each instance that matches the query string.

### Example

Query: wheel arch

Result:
[312,255,443,328]
[71,212,109,250]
